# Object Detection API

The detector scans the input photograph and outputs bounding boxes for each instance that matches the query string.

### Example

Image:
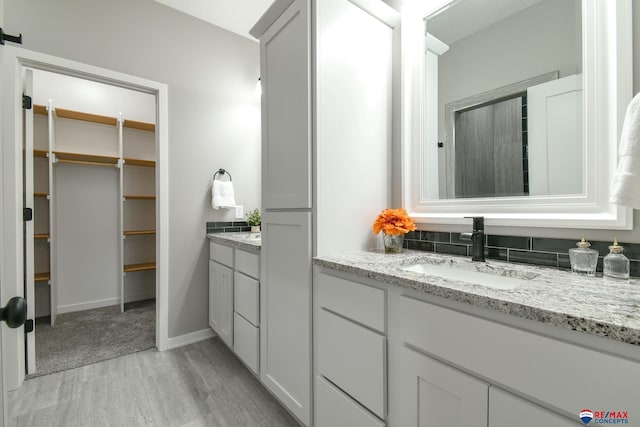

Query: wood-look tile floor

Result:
[9,337,301,427]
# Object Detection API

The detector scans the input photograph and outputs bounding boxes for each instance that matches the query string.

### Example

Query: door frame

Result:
[1,46,170,391]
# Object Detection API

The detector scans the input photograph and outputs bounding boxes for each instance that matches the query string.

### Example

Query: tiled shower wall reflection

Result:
[404,230,640,277]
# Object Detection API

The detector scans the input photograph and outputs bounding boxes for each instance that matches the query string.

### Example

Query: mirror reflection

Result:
[423,0,582,200]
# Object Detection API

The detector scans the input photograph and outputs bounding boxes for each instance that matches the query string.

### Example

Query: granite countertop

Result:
[207,232,261,253]
[314,250,640,346]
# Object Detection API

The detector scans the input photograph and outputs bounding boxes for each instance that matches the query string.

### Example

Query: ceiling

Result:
[154,0,275,41]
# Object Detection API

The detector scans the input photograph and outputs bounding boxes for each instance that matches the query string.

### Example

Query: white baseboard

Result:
[57,297,120,314]
[166,328,216,350]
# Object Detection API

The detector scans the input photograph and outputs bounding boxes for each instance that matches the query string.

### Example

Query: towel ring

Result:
[213,168,232,182]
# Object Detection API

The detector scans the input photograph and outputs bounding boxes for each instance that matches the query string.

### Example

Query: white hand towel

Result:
[211,179,236,210]
[610,92,640,209]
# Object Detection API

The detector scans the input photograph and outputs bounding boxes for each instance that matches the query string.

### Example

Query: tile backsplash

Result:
[405,230,640,278]
[206,221,250,234]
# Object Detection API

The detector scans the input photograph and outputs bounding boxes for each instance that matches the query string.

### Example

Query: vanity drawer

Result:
[236,249,259,279]
[210,242,233,267]
[234,271,259,326]
[317,271,386,333]
[318,308,386,419]
[316,375,385,427]
[233,313,259,374]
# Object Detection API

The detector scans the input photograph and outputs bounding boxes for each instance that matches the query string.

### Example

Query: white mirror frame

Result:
[401,0,633,229]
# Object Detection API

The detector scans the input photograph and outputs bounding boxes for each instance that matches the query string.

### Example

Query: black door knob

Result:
[1,296,26,329]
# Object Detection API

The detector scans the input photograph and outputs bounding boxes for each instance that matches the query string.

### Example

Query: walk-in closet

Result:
[25,70,158,376]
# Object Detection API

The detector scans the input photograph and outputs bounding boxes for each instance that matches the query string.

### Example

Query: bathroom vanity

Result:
[207,232,261,374]
[313,251,639,427]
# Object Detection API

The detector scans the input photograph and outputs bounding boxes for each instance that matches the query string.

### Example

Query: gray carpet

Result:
[32,299,155,377]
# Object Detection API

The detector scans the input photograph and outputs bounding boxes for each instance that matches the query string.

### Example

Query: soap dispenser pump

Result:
[603,238,630,280]
[568,236,598,276]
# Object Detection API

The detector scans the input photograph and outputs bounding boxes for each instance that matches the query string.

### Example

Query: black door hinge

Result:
[23,207,33,221]
[22,95,32,110]
[25,319,34,333]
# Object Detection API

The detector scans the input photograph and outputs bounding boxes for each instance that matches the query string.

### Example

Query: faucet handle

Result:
[464,216,484,232]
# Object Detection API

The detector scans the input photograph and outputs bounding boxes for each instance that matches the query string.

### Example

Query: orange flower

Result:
[372,208,416,236]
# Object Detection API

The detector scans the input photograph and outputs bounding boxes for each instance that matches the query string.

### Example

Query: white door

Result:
[395,347,489,427]
[260,210,312,425]
[22,68,36,375]
[208,260,233,348]
[527,74,583,196]
[260,0,311,209]
[0,11,9,421]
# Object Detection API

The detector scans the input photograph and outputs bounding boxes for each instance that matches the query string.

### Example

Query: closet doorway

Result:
[17,58,167,378]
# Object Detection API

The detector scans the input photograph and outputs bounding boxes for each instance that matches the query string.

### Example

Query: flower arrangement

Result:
[372,208,416,236]
[246,208,261,226]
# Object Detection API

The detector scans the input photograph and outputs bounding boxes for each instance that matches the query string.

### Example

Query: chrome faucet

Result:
[460,216,485,262]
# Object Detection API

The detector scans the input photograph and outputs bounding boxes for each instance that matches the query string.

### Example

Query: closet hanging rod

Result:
[213,168,232,181]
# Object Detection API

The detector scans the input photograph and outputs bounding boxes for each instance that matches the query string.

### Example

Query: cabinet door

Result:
[395,347,489,427]
[208,260,233,348]
[260,0,311,209]
[260,211,312,425]
[489,387,579,427]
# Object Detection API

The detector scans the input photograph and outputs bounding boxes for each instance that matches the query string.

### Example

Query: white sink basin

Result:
[402,263,536,290]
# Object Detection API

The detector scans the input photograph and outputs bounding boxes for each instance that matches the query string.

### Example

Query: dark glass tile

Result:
[451,232,480,244]
[486,247,507,261]
[487,235,530,250]
[558,253,571,270]
[240,226,251,232]
[630,260,640,278]
[421,231,450,243]
[407,240,434,252]
[232,221,248,227]
[508,250,557,268]
[210,221,233,227]
[616,242,640,260]
[224,227,242,232]
[531,237,576,254]
[434,243,467,256]
[208,228,225,234]
[587,241,613,258]
[405,231,421,240]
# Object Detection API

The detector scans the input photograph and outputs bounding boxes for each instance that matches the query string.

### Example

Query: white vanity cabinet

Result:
[315,264,640,427]
[209,242,234,348]
[208,239,261,374]
[314,270,388,426]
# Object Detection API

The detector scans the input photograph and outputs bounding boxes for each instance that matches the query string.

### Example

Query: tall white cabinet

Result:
[252,0,399,425]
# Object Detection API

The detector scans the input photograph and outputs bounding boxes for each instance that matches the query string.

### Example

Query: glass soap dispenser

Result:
[603,238,630,280]
[569,236,598,276]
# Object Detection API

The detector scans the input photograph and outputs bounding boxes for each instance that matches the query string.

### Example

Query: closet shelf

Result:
[35,272,50,282]
[54,151,119,166]
[124,230,156,236]
[34,192,49,198]
[56,108,118,127]
[124,120,156,132]
[124,158,155,167]
[34,149,48,158]
[124,262,156,273]
[33,104,155,131]
[124,195,156,200]
[34,233,50,240]
[34,104,48,115]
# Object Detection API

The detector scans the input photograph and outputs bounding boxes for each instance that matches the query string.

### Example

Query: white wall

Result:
[5,0,261,338]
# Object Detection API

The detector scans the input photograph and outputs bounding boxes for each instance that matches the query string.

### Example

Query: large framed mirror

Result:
[401,0,632,229]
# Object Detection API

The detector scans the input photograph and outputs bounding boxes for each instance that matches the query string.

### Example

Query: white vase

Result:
[251,225,261,233]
